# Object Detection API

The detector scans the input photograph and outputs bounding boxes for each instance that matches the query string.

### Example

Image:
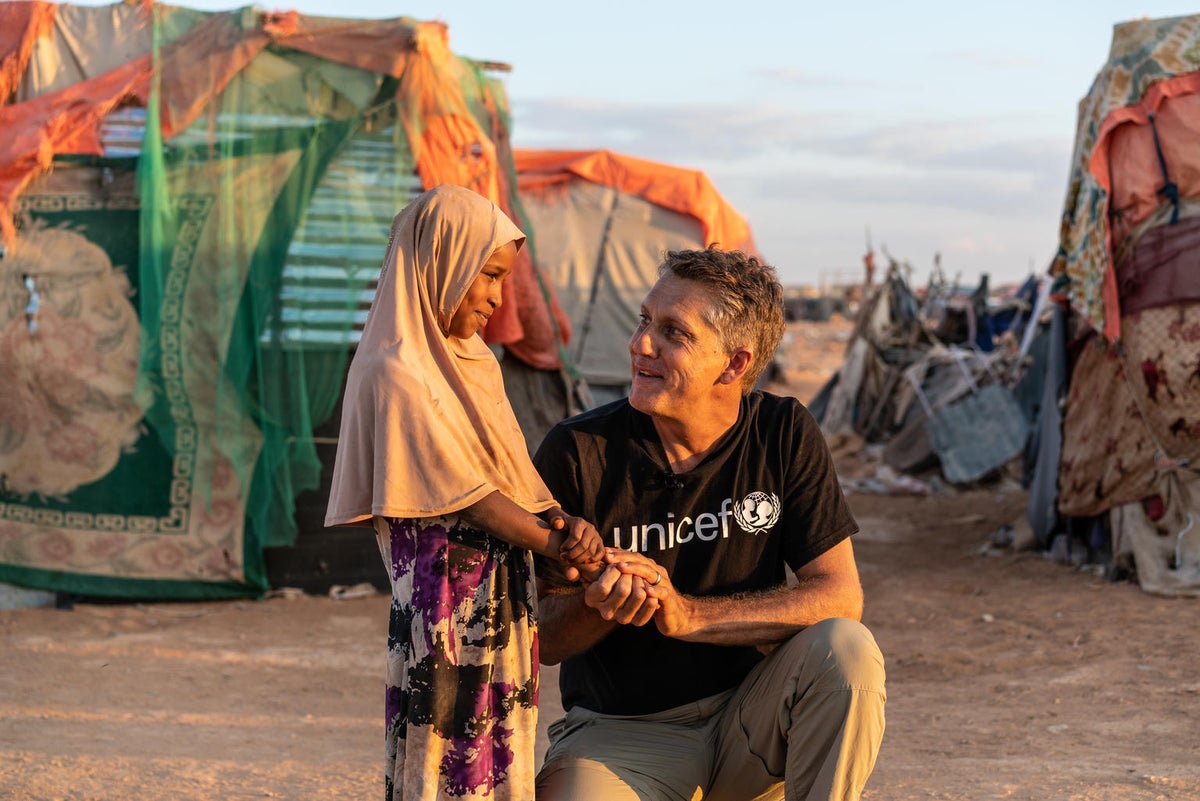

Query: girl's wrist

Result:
[546,528,567,560]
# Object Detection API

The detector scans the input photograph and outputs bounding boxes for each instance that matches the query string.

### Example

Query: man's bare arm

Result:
[537,587,616,665]
[628,538,863,647]
[537,556,660,665]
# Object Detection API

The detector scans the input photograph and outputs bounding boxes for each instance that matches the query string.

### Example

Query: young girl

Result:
[325,185,603,801]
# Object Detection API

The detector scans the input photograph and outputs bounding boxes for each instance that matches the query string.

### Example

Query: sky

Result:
[77,1,1200,287]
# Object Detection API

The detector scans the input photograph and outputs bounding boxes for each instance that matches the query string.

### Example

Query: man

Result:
[533,247,886,801]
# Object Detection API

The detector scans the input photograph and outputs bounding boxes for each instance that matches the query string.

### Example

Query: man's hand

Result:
[605,551,700,636]
[630,538,866,647]
[578,549,662,626]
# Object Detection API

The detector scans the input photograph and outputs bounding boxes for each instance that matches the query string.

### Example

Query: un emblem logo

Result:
[733,491,780,535]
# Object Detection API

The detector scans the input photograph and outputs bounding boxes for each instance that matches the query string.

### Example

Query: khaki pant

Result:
[536,618,886,801]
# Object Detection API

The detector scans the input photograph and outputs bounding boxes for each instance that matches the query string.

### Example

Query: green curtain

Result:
[134,12,421,594]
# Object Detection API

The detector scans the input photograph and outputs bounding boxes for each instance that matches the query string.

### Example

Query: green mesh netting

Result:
[458,61,580,381]
[132,9,421,595]
[0,7,544,600]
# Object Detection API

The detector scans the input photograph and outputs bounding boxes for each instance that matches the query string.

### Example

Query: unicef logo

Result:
[733,491,780,535]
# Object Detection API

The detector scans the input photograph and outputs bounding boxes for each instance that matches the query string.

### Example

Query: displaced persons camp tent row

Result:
[811,255,1043,495]
[0,1,757,599]
[816,15,1200,598]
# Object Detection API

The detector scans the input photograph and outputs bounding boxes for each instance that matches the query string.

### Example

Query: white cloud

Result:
[510,96,1070,287]
[513,97,822,160]
[515,98,1068,177]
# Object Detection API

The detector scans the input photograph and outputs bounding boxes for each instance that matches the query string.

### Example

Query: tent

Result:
[810,257,1039,488]
[1037,14,1200,596]
[0,1,571,599]
[501,148,759,451]
[815,15,1200,597]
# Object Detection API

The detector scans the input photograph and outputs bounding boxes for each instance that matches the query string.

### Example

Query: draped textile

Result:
[326,185,555,525]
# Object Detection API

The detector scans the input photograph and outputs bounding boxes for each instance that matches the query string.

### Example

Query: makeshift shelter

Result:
[0,1,571,599]
[502,148,759,450]
[1039,14,1200,597]
[812,259,1039,489]
[816,15,1200,597]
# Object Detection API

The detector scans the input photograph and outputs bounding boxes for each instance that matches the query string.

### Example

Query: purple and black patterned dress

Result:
[372,515,539,801]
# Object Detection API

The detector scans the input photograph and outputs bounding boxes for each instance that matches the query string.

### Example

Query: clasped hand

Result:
[549,513,605,581]
[549,516,682,635]
[584,549,689,635]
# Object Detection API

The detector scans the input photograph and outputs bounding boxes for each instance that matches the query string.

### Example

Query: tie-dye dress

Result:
[372,515,539,801]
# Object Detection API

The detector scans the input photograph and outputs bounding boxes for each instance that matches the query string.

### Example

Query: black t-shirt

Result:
[533,391,858,715]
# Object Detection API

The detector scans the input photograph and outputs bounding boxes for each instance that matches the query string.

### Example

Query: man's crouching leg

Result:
[706,618,886,801]
[536,700,715,801]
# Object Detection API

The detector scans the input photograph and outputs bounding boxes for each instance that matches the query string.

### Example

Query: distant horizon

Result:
[780,272,1028,295]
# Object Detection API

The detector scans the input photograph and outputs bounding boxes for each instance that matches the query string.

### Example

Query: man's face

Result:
[628,272,733,420]
[447,240,517,339]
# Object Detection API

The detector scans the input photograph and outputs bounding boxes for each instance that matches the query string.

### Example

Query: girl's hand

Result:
[557,515,604,564]
[568,559,607,584]
[546,512,605,581]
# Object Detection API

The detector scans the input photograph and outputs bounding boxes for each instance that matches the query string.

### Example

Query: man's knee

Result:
[712,620,885,797]
[537,757,642,801]
[781,617,886,694]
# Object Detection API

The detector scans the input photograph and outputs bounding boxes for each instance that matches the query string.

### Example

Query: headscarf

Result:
[325,184,556,526]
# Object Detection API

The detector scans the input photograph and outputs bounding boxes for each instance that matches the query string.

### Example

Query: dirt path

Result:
[2,483,1197,800]
[849,489,1199,801]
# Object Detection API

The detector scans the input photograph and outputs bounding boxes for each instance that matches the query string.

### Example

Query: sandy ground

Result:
[2,317,1198,801]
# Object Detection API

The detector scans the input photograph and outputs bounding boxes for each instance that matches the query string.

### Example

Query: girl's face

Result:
[447,240,518,339]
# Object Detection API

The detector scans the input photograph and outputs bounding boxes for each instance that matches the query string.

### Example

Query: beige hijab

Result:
[325,185,556,526]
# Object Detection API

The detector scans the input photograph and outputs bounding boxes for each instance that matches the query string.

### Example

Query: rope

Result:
[1148,112,1180,225]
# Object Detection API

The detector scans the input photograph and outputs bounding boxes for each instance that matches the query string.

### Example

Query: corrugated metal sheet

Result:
[100,107,148,157]
[100,108,420,348]
[273,125,421,348]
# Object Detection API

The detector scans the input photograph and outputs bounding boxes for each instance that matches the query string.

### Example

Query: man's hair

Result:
[659,246,786,393]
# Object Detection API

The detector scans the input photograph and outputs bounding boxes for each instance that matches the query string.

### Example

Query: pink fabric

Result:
[1086,71,1200,340]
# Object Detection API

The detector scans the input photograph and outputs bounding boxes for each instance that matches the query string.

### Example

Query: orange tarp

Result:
[514,148,759,257]
[0,7,504,245]
[0,2,567,363]
[0,1,56,105]
[0,7,277,243]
